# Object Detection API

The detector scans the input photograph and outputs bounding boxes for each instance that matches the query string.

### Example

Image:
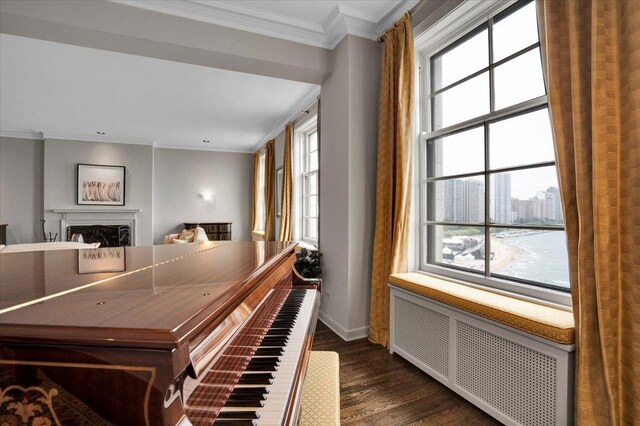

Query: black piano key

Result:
[249,356,280,363]
[227,394,266,402]
[245,363,277,372]
[224,400,265,408]
[261,336,288,343]
[213,421,256,426]
[217,411,259,420]
[246,362,279,371]
[254,348,283,356]
[269,322,293,327]
[237,373,274,385]
[265,329,291,336]
[230,387,269,396]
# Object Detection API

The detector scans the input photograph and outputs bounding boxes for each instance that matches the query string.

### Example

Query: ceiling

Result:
[0,34,319,152]
[110,0,419,48]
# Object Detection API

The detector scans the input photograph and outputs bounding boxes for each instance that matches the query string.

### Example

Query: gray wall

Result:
[43,139,154,245]
[318,36,352,333]
[153,148,253,243]
[1,138,252,246]
[0,137,44,244]
[318,35,382,339]
[346,36,381,332]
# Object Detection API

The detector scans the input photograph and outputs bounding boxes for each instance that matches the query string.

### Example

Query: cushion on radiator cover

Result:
[389,272,575,345]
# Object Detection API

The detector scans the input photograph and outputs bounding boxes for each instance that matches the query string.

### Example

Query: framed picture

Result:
[78,247,126,274]
[276,166,284,217]
[77,164,126,206]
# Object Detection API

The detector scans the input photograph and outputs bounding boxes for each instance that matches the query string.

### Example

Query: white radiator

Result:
[389,285,574,426]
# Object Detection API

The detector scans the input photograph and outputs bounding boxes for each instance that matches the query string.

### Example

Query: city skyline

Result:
[441,174,563,224]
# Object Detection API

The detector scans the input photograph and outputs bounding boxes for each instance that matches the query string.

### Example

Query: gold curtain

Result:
[264,140,276,241]
[369,13,414,347]
[537,0,640,423]
[278,124,294,241]
[251,151,260,237]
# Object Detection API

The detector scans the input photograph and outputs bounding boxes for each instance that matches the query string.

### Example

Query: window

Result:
[256,151,266,232]
[420,0,570,299]
[300,128,319,244]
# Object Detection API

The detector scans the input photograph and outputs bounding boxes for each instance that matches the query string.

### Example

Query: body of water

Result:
[497,231,570,289]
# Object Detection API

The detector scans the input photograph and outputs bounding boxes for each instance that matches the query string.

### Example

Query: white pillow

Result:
[194,226,209,242]
[171,238,190,244]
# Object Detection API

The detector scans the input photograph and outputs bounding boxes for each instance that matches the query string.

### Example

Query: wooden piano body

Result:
[0,241,320,425]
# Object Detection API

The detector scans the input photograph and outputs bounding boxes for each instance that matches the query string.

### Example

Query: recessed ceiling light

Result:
[96,131,106,135]
[203,140,211,143]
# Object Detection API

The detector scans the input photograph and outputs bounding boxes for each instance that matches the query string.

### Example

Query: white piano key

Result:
[254,290,318,425]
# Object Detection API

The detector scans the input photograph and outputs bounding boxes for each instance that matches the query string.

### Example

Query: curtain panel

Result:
[278,124,294,241]
[264,140,276,241]
[369,13,415,347]
[537,0,640,423]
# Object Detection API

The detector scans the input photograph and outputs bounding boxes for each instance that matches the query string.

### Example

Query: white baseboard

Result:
[318,310,369,341]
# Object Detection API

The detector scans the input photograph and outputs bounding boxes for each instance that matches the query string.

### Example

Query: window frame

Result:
[416,0,572,307]
[256,150,266,232]
[294,115,319,246]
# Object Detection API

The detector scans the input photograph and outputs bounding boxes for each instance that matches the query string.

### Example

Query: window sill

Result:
[295,240,317,252]
[415,267,572,311]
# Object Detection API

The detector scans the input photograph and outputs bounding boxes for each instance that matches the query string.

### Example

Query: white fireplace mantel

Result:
[51,209,141,245]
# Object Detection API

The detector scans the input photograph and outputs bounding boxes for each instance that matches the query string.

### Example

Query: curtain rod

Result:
[257,96,320,151]
[288,96,320,126]
[377,1,424,43]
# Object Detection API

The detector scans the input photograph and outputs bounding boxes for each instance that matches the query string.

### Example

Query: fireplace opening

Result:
[67,225,131,247]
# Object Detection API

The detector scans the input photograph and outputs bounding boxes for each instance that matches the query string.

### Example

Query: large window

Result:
[420,0,570,297]
[300,128,319,244]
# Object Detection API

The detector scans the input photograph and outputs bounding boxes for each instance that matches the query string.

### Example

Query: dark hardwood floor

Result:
[311,321,501,425]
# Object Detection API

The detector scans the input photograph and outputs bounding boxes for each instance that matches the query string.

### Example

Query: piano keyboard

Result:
[184,288,319,426]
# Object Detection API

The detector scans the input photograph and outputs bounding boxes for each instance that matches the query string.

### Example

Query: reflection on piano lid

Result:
[0,241,321,426]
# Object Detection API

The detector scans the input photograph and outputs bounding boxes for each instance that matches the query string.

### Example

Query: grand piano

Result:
[0,241,320,425]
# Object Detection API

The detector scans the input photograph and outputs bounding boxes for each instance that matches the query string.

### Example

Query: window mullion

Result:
[484,122,491,278]
[488,17,495,113]
[485,17,494,278]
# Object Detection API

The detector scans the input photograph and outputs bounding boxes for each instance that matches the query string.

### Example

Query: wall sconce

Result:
[200,190,214,205]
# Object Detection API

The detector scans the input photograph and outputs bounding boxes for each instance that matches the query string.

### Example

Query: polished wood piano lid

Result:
[0,241,296,349]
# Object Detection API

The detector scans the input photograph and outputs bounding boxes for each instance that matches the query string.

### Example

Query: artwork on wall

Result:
[78,247,126,274]
[77,164,126,206]
[276,166,284,217]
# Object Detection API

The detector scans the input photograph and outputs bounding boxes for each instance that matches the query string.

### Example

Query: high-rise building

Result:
[511,186,562,223]
[444,178,484,223]
[493,174,512,223]
[545,186,562,222]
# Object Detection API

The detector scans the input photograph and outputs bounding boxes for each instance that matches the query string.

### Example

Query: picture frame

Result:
[78,247,126,274]
[276,166,284,217]
[77,163,126,206]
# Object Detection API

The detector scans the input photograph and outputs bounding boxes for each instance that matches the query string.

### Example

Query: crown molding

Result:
[377,0,419,35]
[0,129,44,140]
[42,131,157,146]
[156,144,254,154]
[253,85,321,152]
[108,0,418,49]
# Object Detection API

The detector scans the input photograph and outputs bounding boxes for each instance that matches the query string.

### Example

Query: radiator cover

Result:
[389,285,574,426]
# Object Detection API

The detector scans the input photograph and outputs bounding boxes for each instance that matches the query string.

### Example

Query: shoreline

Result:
[445,236,523,273]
